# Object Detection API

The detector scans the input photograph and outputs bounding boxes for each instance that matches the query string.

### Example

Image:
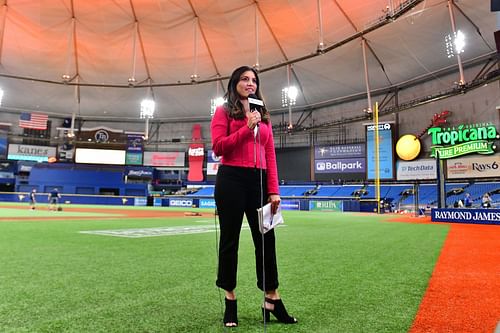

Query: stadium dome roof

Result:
[0,0,496,123]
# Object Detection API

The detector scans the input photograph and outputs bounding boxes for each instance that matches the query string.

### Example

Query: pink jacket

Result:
[211,105,280,195]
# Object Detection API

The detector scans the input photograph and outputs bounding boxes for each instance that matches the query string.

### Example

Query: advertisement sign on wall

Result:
[280,200,301,211]
[199,198,216,209]
[126,134,144,165]
[396,159,437,180]
[315,144,365,159]
[314,143,366,180]
[143,151,185,167]
[57,143,74,162]
[315,158,366,173]
[187,124,204,182]
[446,154,500,179]
[207,150,221,175]
[432,208,500,225]
[309,200,343,211]
[169,198,193,207]
[429,122,497,159]
[126,152,143,165]
[366,123,394,180]
[126,167,153,178]
[134,197,147,206]
[8,144,57,162]
[127,134,143,153]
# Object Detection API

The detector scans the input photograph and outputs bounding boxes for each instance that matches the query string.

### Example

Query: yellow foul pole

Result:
[374,102,380,214]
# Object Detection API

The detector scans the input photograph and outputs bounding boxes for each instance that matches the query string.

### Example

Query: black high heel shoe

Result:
[224,298,238,327]
[262,297,298,324]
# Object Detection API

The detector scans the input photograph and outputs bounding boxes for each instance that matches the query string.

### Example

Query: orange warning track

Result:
[387,214,500,332]
[408,222,500,333]
[387,215,500,333]
[0,205,212,221]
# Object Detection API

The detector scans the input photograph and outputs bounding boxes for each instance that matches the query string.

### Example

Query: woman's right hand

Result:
[247,111,261,130]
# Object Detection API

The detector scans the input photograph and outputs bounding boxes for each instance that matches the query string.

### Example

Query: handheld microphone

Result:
[248,94,264,129]
[248,94,264,115]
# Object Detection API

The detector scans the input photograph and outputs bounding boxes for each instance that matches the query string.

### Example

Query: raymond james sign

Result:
[429,123,498,159]
[431,208,500,225]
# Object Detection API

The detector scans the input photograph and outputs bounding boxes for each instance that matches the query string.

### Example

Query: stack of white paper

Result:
[257,203,284,234]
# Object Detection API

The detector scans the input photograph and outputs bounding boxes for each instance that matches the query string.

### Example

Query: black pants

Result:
[215,165,279,292]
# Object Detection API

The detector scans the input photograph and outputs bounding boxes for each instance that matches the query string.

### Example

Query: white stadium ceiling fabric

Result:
[0,0,496,122]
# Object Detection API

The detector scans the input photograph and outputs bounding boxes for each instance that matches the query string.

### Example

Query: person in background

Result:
[48,188,61,211]
[29,188,37,210]
[463,192,472,208]
[481,192,492,208]
[211,65,297,328]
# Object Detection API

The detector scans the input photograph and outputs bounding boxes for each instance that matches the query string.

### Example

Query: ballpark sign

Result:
[429,123,498,159]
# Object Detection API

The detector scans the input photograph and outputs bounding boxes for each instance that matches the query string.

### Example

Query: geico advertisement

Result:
[169,198,194,207]
[315,158,366,173]
[447,155,500,179]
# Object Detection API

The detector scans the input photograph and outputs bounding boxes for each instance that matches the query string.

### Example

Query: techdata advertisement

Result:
[396,159,437,180]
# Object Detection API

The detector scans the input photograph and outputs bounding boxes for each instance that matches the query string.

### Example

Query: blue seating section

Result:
[279,182,500,208]
[465,182,499,204]
[189,186,215,196]
[12,162,499,208]
[314,186,341,196]
[19,163,148,196]
[314,185,363,197]
[279,186,315,196]
[381,185,411,200]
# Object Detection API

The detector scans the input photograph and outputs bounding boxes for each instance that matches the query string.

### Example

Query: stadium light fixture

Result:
[445,30,465,58]
[454,30,465,54]
[140,99,155,119]
[281,86,298,107]
[210,97,225,116]
[140,97,155,141]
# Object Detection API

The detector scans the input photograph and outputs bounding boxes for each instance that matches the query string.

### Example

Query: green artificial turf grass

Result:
[0,210,449,333]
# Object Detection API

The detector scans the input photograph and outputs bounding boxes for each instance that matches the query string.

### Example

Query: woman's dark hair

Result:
[224,65,269,122]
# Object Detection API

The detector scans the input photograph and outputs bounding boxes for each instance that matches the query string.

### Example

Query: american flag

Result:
[19,113,48,130]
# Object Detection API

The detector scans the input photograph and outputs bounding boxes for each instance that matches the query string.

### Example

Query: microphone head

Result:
[248,94,264,112]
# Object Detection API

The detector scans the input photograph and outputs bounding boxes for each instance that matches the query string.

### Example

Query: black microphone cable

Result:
[255,121,268,333]
[250,94,268,333]
[214,203,233,332]
[213,206,227,332]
